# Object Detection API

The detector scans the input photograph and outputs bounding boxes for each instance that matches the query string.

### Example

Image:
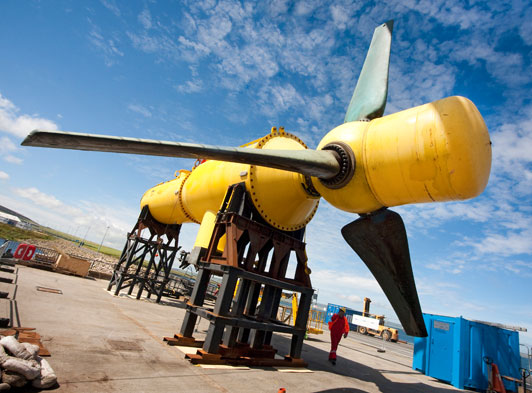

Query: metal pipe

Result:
[98,226,110,252]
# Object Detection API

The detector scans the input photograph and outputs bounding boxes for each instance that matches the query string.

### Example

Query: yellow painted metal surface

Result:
[139,170,192,224]
[313,122,383,213]
[140,129,320,231]
[193,210,217,249]
[314,96,492,213]
[181,160,247,223]
[244,131,320,231]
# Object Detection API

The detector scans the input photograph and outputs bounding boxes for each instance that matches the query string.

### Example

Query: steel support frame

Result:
[107,206,181,303]
[176,183,313,362]
[180,263,313,359]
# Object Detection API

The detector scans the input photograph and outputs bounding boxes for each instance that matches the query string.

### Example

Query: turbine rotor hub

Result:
[319,142,356,189]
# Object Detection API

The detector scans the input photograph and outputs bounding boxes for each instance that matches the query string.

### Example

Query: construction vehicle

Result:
[354,297,398,342]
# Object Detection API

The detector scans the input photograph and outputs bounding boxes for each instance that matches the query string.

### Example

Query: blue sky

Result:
[1,1,531,345]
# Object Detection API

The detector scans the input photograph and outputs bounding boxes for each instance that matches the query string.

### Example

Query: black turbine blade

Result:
[341,208,427,337]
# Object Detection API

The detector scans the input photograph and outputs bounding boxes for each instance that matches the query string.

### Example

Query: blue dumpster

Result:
[413,313,521,391]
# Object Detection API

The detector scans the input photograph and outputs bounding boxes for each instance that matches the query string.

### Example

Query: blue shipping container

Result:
[413,313,521,391]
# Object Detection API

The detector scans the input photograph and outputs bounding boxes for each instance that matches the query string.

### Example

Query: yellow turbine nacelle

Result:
[141,96,491,250]
[313,96,492,213]
[140,127,320,245]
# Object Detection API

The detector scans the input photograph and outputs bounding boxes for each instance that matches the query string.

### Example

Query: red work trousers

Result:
[329,333,343,360]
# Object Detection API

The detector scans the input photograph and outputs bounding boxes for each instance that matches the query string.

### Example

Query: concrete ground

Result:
[2,265,464,393]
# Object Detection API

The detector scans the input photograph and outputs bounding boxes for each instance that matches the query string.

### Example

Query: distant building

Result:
[0,212,34,230]
[0,212,21,226]
[15,221,32,230]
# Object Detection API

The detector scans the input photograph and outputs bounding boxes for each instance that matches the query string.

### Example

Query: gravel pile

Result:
[27,238,119,275]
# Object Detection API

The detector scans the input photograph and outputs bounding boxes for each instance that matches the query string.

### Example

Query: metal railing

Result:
[520,344,531,391]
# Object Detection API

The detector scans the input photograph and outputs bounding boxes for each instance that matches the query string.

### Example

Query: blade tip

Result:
[21,130,38,146]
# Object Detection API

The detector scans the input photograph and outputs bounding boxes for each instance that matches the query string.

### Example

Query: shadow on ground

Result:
[270,334,456,393]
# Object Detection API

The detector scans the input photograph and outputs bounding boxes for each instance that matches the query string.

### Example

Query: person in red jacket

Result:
[328,307,350,365]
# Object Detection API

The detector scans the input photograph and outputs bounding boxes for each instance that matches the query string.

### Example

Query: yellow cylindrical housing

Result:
[140,130,320,231]
[244,133,320,231]
[139,170,192,224]
[181,160,247,223]
[314,96,492,213]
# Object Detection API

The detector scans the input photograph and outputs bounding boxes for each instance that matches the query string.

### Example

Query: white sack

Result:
[2,357,41,380]
[31,357,57,389]
[0,336,32,360]
[21,342,40,360]
[2,370,28,388]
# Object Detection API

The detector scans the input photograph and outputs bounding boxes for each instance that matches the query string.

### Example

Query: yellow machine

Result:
[357,297,399,342]
[140,96,489,232]
[21,21,492,338]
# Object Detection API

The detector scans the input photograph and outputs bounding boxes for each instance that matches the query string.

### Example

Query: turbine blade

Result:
[344,20,393,122]
[22,130,340,179]
[341,208,427,337]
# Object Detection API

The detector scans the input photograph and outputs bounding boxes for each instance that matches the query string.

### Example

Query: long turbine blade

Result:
[344,20,393,122]
[22,130,340,179]
[341,208,427,337]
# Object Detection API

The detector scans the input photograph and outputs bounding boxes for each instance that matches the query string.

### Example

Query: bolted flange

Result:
[319,142,356,189]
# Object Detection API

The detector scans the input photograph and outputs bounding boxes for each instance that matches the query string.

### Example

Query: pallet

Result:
[185,348,307,368]
[0,327,51,356]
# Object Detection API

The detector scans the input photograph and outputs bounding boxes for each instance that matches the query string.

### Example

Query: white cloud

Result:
[0,136,17,153]
[294,1,319,16]
[426,259,465,275]
[1,186,138,250]
[268,0,289,17]
[138,9,152,29]
[127,104,152,118]
[313,269,380,293]
[466,229,532,257]
[519,7,532,45]
[330,2,362,31]
[100,0,121,17]
[0,94,58,138]
[4,155,23,165]
[257,83,304,115]
[14,187,66,210]
[175,79,203,94]
[0,171,9,180]
[87,23,124,67]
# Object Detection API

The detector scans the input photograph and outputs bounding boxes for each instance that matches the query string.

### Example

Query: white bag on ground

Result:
[2,357,41,380]
[0,344,8,364]
[21,342,40,359]
[2,370,28,387]
[31,357,57,389]
[0,336,32,360]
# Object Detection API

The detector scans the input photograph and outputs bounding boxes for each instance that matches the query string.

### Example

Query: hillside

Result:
[0,204,38,224]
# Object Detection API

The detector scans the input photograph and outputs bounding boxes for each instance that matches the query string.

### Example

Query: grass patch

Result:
[0,223,122,259]
[81,241,122,258]
[0,222,53,242]
[42,227,122,259]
